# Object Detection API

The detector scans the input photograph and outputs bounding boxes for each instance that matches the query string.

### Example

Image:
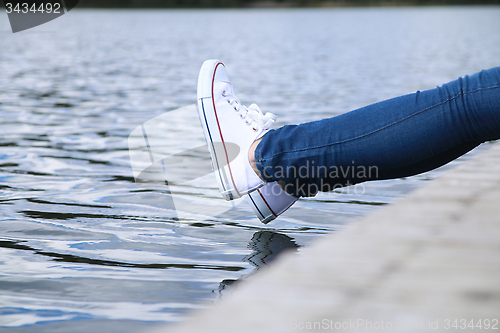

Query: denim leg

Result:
[255,67,500,197]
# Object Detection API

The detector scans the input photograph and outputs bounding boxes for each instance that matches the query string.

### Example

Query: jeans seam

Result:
[259,85,500,162]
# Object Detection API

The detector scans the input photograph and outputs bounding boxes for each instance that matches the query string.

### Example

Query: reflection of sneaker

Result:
[197,60,277,200]
[247,182,298,224]
[244,231,299,267]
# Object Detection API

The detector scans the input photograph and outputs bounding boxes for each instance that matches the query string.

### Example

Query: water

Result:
[0,6,499,332]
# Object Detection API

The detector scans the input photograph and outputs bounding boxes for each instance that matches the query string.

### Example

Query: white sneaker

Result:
[197,59,277,200]
[247,182,298,224]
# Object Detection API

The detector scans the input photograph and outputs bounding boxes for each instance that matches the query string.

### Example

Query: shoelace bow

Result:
[223,91,277,131]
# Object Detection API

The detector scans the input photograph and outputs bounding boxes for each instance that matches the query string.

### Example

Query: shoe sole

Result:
[248,182,299,224]
[247,188,277,224]
[197,60,241,201]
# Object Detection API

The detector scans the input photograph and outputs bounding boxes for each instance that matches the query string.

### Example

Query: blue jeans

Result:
[255,67,500,197]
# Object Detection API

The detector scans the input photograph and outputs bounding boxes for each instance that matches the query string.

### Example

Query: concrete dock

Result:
[152,142,500,333]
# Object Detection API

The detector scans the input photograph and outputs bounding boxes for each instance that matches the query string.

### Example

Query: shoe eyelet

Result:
[233,107,238,111]
[222,91,227,97]
[252,127,258,131]
[240,114,245,118]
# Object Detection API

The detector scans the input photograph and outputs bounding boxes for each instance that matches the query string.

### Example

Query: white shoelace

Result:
[223,90,277,131]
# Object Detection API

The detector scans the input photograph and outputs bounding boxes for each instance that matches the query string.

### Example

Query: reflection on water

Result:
[0,6,499,332]
[244,231,299,269]
[215,231,299,299]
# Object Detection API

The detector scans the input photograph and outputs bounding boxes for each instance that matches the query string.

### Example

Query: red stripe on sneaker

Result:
[211,62,240,197]
[257,188,277,217]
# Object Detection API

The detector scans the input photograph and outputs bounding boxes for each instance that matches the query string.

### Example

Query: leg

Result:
[255,67,500,197]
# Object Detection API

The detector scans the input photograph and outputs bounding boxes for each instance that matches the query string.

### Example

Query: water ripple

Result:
[1,6,499,332]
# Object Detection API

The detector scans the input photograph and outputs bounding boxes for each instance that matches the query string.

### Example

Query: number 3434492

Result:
[5,3,61,14]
